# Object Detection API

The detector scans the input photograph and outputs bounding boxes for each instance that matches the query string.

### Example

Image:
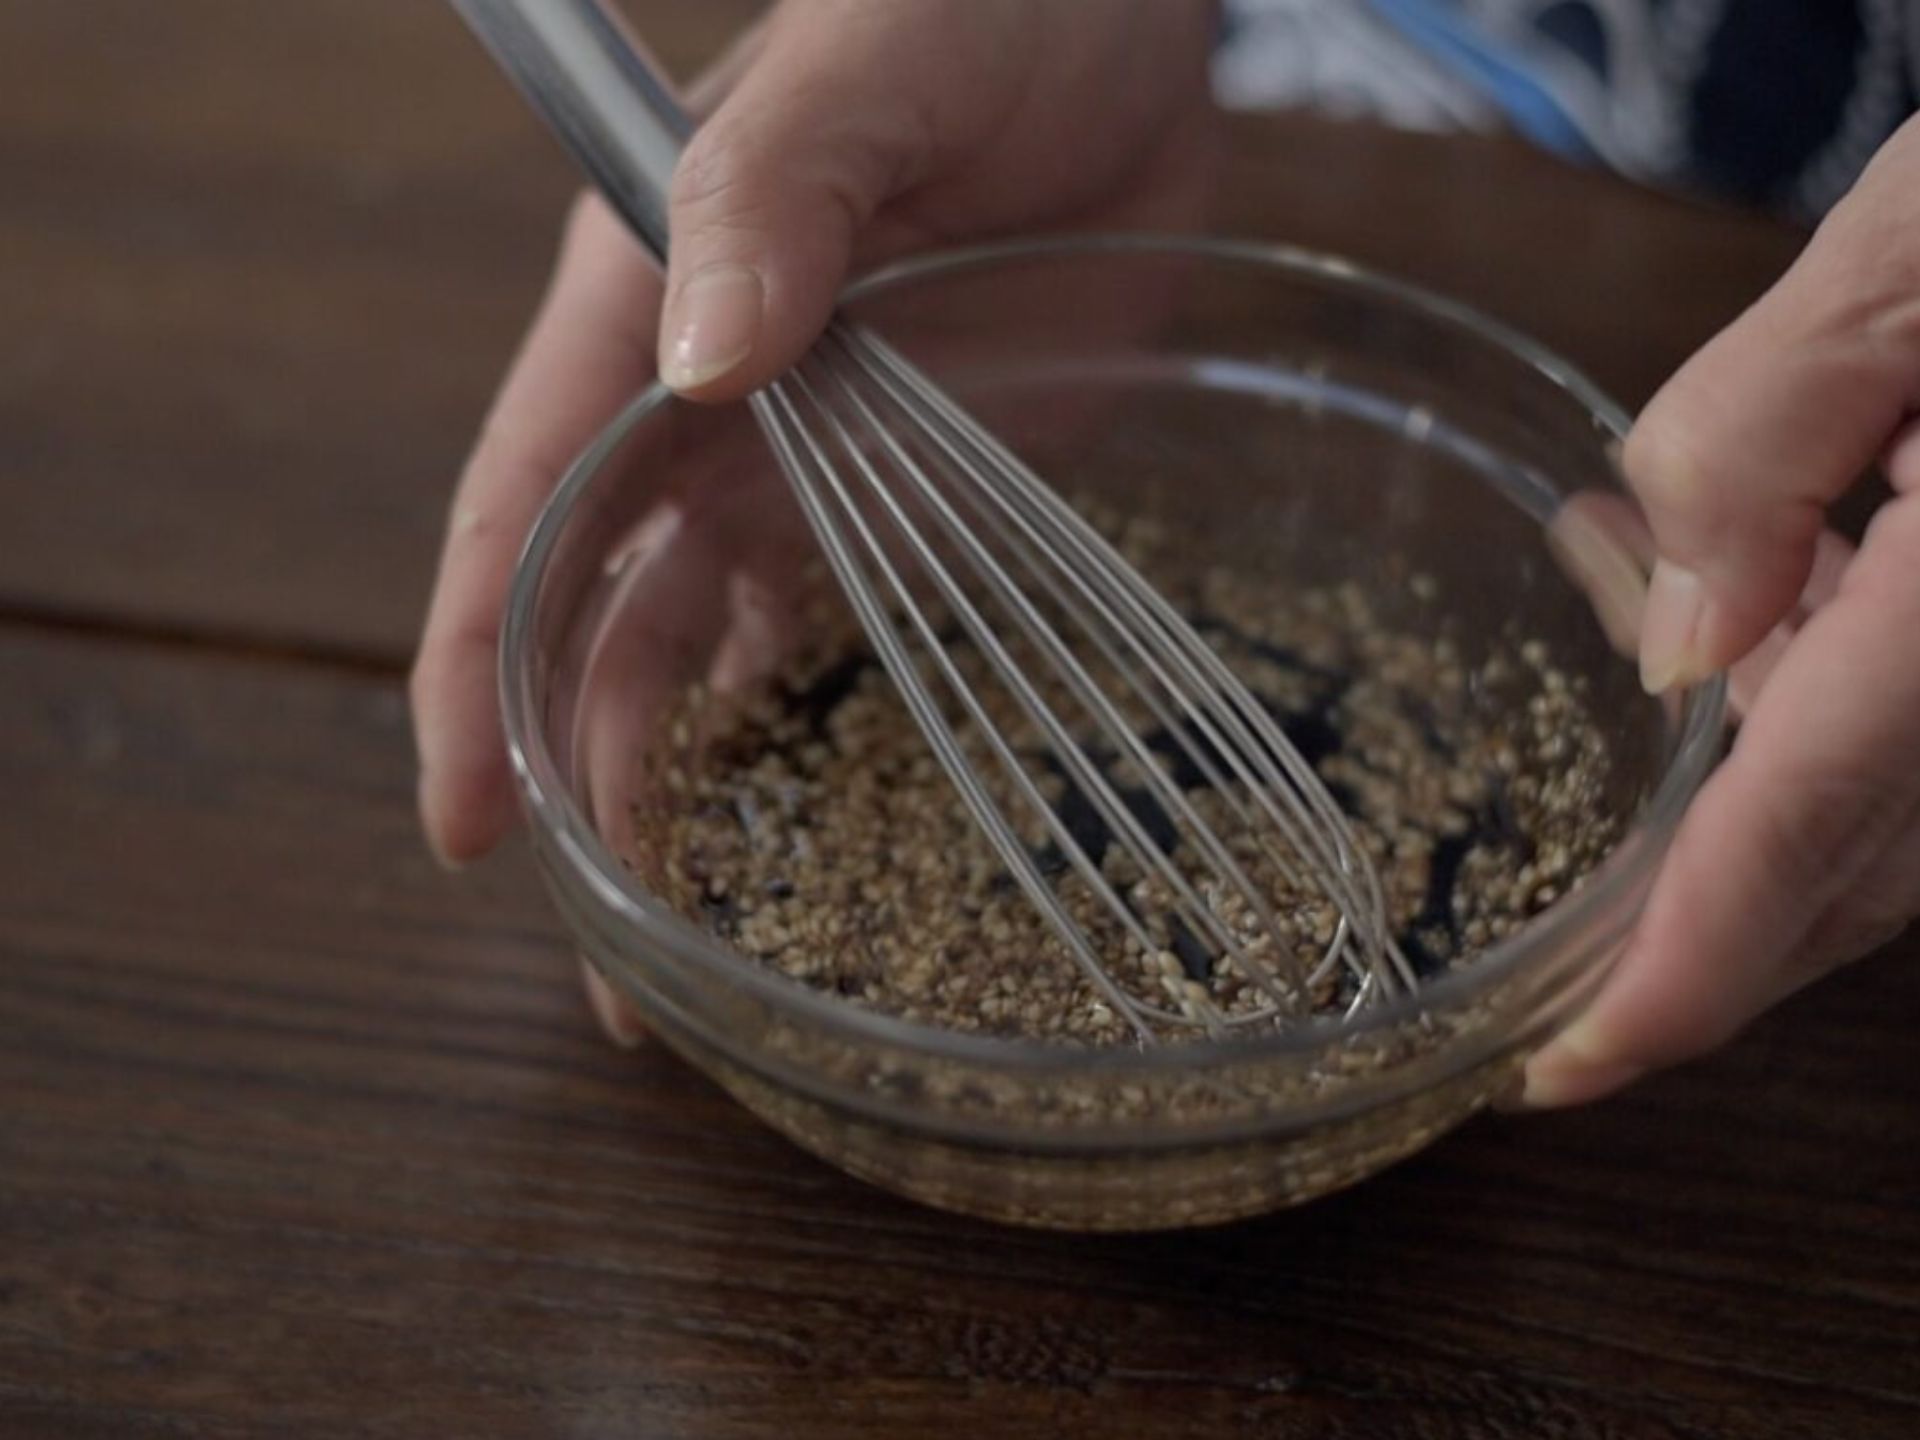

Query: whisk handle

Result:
[447,0,688,266]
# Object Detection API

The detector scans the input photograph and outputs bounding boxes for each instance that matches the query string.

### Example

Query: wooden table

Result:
[3,4,1915,1437]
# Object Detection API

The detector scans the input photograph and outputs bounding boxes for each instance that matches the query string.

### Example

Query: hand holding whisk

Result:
[450,0,1416,1040]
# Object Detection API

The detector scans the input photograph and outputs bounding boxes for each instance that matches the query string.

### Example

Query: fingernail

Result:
[1519,1019,1644,1110]
[580,957,645,1050]
[1546,513,1645,659]
[1639,559,1707,694]
[660,263,762,391]
[418,773,466,872]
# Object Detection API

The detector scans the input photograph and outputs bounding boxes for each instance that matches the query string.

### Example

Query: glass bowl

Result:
[500,236,1725,1231]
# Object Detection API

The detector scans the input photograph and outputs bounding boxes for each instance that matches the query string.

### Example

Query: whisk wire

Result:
[809,332,1312,1020]
[447,0,1422,1039]
[844,381,1355,1019]
[756,376,1179,1039]
[787,357,1255,1032]
[843,327,1420,1003]
[765,318,1419,1037]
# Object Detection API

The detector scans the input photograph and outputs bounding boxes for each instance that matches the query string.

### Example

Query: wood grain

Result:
[0,0,1805,663]
[0,0,763,662]
[1,627,1915,1437]
[1216,120,1807,412]
[1,1,1915,1437]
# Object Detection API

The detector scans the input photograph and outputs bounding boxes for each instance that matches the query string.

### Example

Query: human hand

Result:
[411,0,1218,1039]
[1524,116,1920,1107]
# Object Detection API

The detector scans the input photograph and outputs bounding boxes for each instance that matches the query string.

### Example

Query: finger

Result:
[409,30,764,869]
[573,541,684,1056]
[1725,529,1855,715]
[1885,415,1920,490]
[1523,487,1920,1107]
[411,194,663,866]
[572,496,808,1052]
[1624,115,1920,692]
[1776,813,1920,1007]
[565,503,727,1053]
[1545,492,1655,659]
[1542,495,1853,717]
[655,5,973,398]
[575,506,730,856]
[1752,425,1920,997]
[582,956,647,1050]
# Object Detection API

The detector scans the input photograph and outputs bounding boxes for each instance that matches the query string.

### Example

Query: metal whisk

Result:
[452,0,1418,1040]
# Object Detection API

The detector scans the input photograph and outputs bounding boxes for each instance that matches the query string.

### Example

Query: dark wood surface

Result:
[2,3,1914,1437]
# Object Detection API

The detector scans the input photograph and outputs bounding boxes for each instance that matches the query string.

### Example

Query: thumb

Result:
[1625,117,1920,692]
[655,12,943,400]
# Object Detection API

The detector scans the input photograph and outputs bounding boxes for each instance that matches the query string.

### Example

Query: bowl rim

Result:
[499,232,1727,1079]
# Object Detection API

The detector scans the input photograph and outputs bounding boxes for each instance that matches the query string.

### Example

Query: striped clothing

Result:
[1215,0,1920,217]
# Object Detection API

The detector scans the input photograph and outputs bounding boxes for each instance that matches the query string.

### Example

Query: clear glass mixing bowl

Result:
[501,236,1725,1230]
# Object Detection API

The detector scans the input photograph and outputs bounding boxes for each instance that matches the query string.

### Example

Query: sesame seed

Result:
[632,523,1621,1053]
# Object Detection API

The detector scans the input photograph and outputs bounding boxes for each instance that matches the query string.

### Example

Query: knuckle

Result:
[1789,906,1911,983]
[1622,409,1723,528]
[1624,392,1826,561]
[1799,130,1920,352]
[1748,766,1915,893]
[671,53,916,249]
[1863,294,1920,362]
[670,123,762,223]
[1825,143,1920,272]
[671,112,874,254]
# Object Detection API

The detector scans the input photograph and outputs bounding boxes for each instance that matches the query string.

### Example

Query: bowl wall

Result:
[503,238,1723,1228]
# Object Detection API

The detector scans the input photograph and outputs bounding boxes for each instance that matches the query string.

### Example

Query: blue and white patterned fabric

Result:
[1215,0,1920,217]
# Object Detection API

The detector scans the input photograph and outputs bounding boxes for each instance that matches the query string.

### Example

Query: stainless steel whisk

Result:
[452,0,1419,1040]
